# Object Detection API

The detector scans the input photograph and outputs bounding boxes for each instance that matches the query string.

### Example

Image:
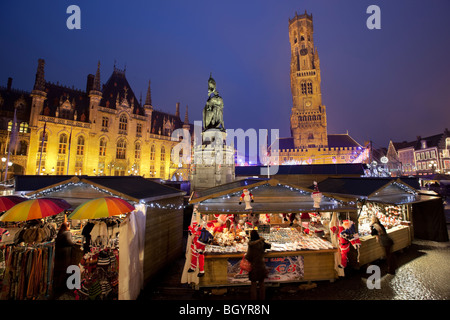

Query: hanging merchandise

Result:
[0,242,55,300]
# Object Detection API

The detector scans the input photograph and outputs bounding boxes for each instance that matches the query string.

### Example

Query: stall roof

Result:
[314,177,439,205]
[22,175,186,205]
[191,178,357,214]
[235,163,366,176]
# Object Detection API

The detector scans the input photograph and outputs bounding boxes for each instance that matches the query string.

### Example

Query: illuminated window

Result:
[76,136,85,155]
[116,139,126,159]
[99,138,107,156]
[150,144,155,161]
[19,122,29,133]
[38,131,48,153]
[102,117,109,129]
[149,164,155,177]
[119,114,128,132]
[58,134,68,154]
[160,164,165,179]
[160,146,166,162]
[56,158,65,175]
[135,142,141,160]
[136,123,142,135]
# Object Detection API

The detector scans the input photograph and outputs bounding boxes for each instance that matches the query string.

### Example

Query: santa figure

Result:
[187,221,213,277]
[335,220,361,268]
[311,181,323,208]
[239,188,254,210]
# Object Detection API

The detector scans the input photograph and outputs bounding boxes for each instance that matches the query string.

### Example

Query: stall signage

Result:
[227,255,304,283]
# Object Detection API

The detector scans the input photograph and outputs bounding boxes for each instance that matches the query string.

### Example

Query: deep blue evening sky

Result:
[1,0,449,148]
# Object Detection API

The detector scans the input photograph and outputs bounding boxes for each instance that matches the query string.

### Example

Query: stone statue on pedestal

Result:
[203,74,225,132]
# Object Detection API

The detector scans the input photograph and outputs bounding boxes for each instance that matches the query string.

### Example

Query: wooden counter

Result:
[199,248,338,287]
[350,225,411,267]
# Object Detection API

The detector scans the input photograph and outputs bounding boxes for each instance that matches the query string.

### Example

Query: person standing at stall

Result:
[370,216,397,275]
[54,220,76,298]
[245,230,271,300]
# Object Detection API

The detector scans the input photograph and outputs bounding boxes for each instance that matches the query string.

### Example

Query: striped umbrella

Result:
[0,195,27,212]
[68,197,135,220]
[0,197,71,222]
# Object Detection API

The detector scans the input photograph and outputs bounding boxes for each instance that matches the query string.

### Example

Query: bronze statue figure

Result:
[203,74,225,132]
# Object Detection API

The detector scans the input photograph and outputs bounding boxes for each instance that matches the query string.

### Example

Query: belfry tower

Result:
[289,11,328,150]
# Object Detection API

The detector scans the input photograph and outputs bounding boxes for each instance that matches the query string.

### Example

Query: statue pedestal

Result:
[190,129,235,191]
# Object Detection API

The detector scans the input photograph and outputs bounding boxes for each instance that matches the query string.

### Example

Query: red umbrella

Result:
[0,195,27,212]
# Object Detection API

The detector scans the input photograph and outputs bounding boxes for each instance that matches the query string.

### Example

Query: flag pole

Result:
[4,108,18,182]
[38,121,46,175]
[66,127,73,175]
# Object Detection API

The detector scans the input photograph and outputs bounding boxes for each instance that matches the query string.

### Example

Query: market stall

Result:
[182,178,359,288]
[0,197,72,300]
[20,175,185,300]
[316,177,445,267]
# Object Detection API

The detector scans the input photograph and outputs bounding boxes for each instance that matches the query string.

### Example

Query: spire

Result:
[145,80,152,106]
[33,59,45,91]
[184,105,189,125]
[93,61,101,91]
[175,102,180,118]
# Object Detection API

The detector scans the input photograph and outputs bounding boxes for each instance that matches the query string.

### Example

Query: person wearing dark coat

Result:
[245,230,271,300]
[370,216,397,275]
[54,221,76,297]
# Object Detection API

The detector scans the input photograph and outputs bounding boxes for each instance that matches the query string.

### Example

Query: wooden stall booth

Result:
[315,177,443,267]
[181,178,359,289]
[20,175,185,299]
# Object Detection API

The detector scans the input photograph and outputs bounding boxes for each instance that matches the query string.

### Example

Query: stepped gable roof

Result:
[41,82,90,122]
[100,68,145,116]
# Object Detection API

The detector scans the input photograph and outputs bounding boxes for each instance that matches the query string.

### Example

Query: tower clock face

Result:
[300,48,308,56]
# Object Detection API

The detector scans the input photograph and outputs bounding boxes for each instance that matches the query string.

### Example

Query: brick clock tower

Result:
[289,11,328,150]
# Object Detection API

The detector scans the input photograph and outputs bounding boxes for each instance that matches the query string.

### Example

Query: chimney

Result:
[175,102,180,118]
[7,77,12,91]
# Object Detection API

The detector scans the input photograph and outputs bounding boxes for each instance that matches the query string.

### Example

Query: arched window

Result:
[301,82,307,95]
[76,136,85,155]
[307,81,313,94]
[116,139,126,159]
[135,142,141,160]
[150,144,155,161]
[58,134,68,154]
[160,146,166,162]
[19,122,29,133]
[38,131,48,153]
[99,138,107,156]
[119,114,128,132]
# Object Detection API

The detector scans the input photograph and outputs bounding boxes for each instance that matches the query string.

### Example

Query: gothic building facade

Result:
[1,59,192,181]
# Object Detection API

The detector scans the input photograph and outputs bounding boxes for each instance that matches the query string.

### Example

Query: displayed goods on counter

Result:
[358,202,408,237]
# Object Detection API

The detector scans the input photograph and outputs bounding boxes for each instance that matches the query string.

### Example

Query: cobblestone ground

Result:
[141,225,450,301]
